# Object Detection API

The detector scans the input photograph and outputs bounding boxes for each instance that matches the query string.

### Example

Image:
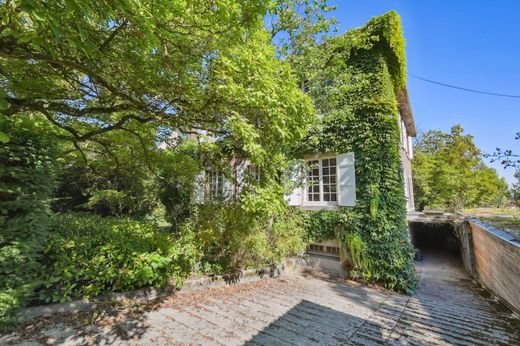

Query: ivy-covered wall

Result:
[302,11,416,293]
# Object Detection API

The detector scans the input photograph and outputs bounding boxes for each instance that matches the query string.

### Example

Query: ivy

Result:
[301,11,416,293]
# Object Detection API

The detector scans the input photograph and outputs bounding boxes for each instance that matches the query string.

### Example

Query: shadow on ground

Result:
[244,300,375,345]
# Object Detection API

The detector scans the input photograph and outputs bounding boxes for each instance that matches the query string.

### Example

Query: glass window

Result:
[307,160,320,202]
[207,170,224,200]
[306,158,337,204]
[322,158,337,202]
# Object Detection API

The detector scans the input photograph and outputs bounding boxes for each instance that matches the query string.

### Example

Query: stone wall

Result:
[468,219,520,313]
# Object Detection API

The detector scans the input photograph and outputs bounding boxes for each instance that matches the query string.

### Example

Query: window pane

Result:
[307,160,321,202]
[321,157,337,204]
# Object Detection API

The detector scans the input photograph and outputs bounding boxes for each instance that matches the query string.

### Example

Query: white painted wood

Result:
[194,171,206,204]
[337,152,356,206]
[286,162,303,206]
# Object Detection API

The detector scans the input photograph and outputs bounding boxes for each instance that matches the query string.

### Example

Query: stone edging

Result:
[18,261,300,321]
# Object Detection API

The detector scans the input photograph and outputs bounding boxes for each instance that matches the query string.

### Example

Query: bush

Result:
[39,213,199,303]
[0,116,58,327]
[192,203,305,274]
[157,144,201,232]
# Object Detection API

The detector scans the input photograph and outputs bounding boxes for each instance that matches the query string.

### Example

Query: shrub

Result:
[39,213,199,303]
[0,116,58,327]
[192,203,305,274]
[157,144,201,232]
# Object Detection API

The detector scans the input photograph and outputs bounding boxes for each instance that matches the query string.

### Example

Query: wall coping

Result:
[468,218,520,248]
[17,262,296,322]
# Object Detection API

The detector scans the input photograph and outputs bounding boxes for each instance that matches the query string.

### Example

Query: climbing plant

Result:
[300,11,416,293]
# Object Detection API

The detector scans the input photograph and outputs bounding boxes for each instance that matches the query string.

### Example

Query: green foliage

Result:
[339,232,369,275]
[1,0,314,174]
[0,116,58,327]
[53,126,161,218]
[157,142,202,231]
[512,169,520,206]
[302,210,343,242]
[300,11,416,293]
[413,125,509,210]
[191,203,305,274]
[40,213,199,303]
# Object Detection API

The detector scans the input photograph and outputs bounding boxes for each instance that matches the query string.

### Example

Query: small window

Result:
[207,170,224,201]
[248,164,260,182]
[305,158,337,204]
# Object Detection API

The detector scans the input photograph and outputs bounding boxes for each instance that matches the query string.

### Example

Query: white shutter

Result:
[194,170,206,204]
[222,173,233,201]
[285,162,303,206]
[337,152,356,206]
[235,160,247,197]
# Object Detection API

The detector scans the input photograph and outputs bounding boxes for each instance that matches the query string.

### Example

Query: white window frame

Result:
[303,154,338,207]
[206,169,224,201]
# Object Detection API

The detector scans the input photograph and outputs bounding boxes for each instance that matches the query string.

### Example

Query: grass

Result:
[463,208,520,235]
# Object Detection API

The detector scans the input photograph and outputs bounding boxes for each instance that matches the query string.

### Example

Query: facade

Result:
[184,11,419,290]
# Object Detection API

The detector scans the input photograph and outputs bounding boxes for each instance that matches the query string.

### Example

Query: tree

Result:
[1,0,314,167]
[485,131,520,168]
[413,125,509,210]
[512,169,520,206]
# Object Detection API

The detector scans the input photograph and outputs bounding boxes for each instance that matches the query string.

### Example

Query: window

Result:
[308,244,340,256]
[307,160,320,202]
[305,157,337,204]
[248,164,260,182]
[207,170,224,200]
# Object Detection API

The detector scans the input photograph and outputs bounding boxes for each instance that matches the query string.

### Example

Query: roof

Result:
[397,88,416,137]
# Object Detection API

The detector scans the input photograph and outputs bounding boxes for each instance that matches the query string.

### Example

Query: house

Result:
[282,11,417,272]
[190,12,417,282]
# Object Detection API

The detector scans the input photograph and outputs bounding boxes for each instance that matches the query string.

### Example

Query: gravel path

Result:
[1,251,519,345]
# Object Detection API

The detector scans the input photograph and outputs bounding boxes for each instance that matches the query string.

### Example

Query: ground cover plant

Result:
[39,213,199,304]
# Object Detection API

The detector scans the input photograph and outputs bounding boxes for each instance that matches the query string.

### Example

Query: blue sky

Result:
[329,0,519,185]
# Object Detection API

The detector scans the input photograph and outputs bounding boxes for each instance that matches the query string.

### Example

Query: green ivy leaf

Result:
[0,131,9,144]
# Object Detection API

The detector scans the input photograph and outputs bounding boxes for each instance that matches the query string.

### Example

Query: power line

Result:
[408,73,520,99]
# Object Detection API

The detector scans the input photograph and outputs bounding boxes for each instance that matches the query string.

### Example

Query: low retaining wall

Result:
[467,219,520,313]
[19,262,294,321]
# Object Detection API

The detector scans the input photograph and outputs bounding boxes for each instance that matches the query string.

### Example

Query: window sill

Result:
[301,204,339,211]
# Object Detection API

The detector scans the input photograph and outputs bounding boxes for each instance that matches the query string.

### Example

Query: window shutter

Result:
[285,162,303,206]
[194,170,206,204]
[221,176,231,201]
[336,152,356,206]
[234,160,248,199]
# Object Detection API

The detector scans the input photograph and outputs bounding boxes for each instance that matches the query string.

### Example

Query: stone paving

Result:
[1,251,519,345]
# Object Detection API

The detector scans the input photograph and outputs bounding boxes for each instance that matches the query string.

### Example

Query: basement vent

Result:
[308,244,340,256]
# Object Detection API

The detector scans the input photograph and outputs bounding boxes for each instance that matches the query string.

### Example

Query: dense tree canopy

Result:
[0,0,315,166]
[413,125,509,211]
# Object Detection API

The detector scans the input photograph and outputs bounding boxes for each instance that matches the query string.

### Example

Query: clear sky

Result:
[330,0,519,185]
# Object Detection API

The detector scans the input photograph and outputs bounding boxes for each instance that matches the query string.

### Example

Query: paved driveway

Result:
[2,251,519,345]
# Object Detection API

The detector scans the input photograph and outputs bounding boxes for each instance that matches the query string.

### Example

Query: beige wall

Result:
[469,220,520,313]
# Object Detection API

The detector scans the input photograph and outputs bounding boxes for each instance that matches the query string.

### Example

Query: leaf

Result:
[0,131,9,144]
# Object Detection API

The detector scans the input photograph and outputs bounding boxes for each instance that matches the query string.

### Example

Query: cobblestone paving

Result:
[2,251,519,345]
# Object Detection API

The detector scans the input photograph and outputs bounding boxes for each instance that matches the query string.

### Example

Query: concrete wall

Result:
[468,220,520,313]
